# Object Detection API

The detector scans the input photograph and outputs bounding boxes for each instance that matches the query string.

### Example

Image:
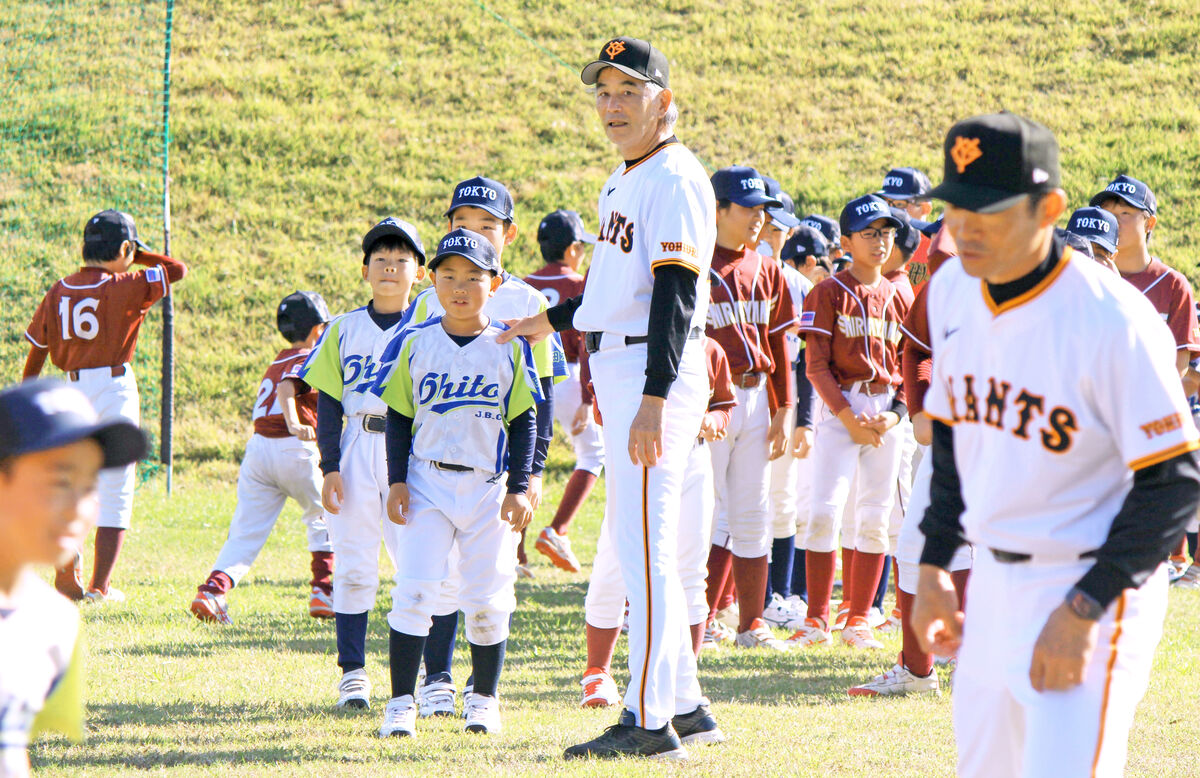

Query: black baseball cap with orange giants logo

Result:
[581,37,669,89]
[928,111,1060,214]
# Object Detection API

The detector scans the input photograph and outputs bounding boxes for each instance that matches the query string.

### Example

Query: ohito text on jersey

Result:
[943,374,1077,453]
[418,372,501,414]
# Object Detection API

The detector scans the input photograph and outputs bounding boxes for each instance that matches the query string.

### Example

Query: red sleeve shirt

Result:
[704,337,737,435]
[1121,258,1200,351]
[906,234,931,294]
[25,264,171,371]
[900,285,933,415]
[524,263,587,363]
[252,348,318,438]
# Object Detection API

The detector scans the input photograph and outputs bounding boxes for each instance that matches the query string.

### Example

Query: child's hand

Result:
[791,426,813,459]
[571,403,592,436]
[289,423,316,442]
[839,411,882,447]
[767,407,790,460]
[322,472,345,514]
[386,483,410,526]
[862,412,900,436]
[527,474,543,511]
[699,412,724,442]
[501,493,533,533]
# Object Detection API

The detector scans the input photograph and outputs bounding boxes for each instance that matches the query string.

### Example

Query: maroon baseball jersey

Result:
[885,268,916,309]
[705,336,737,426]
[1121,258,1200,351]
[25,253,183,371]
[899,284,933,415]
[252,348,318,438]
[525,262,586,363]
[705,245,797,412]
[800,269,910,414]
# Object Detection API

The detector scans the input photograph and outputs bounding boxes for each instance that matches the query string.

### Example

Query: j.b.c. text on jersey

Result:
[941,374,1077,453]
[418,372,501,415]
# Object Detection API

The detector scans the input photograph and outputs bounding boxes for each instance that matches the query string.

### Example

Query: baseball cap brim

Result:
[728,192,784,209]
[1089,235,1119,254]
[928,181,1029,214]
[910,217,942,238]
[22,419,148,470]
[429,251,495,274]
[581,60,654,86]
[876,189,920,202]
[846,211,904,234]
[444,203,513,222]
[1088,190,1148,213]
[769,210,801,230]
[362,222,426,263]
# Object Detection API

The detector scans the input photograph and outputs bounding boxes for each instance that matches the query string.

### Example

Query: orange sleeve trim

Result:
[1090,592,1126,777]
[650,258,700,274]
[1128,439,1200,471]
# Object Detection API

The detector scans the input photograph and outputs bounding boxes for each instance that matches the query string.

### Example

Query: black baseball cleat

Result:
[671,703,725,745]
[563,709,689,760]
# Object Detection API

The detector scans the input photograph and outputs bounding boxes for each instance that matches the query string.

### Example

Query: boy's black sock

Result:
[422,611,459,679]
[335,611,369,672]
[767,535,796,605]
[872,555,892,611]
[468,639,507,698]
[390,628,427,699]
[790,546,808,601]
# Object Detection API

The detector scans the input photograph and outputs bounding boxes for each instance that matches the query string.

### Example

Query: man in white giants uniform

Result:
[913,112,1200,778]
[501,37,720,760]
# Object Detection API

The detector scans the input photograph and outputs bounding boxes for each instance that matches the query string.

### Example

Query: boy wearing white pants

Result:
[376,229,539,737]
[191,291,335,625]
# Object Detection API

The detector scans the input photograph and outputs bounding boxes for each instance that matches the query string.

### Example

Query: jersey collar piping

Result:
[622,137,679,176]
[981,246,1073,317]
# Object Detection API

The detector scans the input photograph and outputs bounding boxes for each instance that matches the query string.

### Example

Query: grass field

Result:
[27,460,1200,777]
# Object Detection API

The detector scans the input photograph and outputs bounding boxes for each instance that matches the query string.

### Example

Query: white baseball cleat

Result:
[877,606,903,633]
[84,586,125,604]
[841,617,885,650]
[784,594,808,619]
[1166,558,1188,582]
[762,593,806,630]
[734,618,790,651]
[702,618,735,648]
[463,693,501,734]
[787,617,832,648]
[309,587,334,619]
[190,590,232,625]
[516,563,535,579]
[848,663,940,697]
[418,673,457,718]
[714,604,740,630]
[866,606,888,629]
[1172,563,1200,589]
[534,527,582,573]
[580,667,621,708]
[379,695,417,737]
[336,668,371,710]
[831,603,850,631]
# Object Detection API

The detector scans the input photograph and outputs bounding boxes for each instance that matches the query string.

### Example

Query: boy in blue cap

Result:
[1066,205,1119,267]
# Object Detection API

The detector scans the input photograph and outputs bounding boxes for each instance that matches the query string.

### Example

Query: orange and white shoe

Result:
[191,590,232,625]
[841,616,884,649]
[831,602,850,632]
[786,617,832,647]
[54,551,85,601]
[580,667,620,708]
[735,618,790,651]
[877,607,903,633]
[535,527,582,573]
[309,587,334,619]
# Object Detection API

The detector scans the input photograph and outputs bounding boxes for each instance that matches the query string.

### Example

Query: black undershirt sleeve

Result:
[794,349,815,428]
[384,407,413,485]
[918,420,969,568]
[890,397,908,420]
[505,407,536,494]
[644,264,698,398]
[547,296,583,333]
[532,376,554,475]
[1074,451,1200,608]
[316,391,344,476]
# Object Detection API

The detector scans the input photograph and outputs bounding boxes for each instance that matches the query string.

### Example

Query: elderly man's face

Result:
[594,67,667,155]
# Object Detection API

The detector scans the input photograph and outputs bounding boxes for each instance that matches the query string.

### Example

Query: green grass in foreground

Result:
[28,461,1200,777]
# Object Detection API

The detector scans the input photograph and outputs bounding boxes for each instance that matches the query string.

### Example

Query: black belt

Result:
[990,548,1098,564]
[584,327,702,354]
[361,414,386,433]
[68,365,126,381]
[433,461,473,472]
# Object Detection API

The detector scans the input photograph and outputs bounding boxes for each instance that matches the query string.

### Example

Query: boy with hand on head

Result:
[298,217,426,711]
[0,379,146,777]
[23,209,186,604]
[375,229,541,737]
[704,165,797,651]
[191,291,336,625]
[791,195,910,651]
[1066,206,1120,271]
[523,210,604,574]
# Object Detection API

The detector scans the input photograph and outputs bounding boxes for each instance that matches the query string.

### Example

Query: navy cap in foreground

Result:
[537,210,596,252]
[840,195,904,236]
[928,111,1060,214]
[781,225,829,262]
[445,176,515,221]
[711,166,783,209]
[1089,174,1157,216]
[0,379,147,468]
[83,209,148,252]
[429,228,501,274]
[1066,207,1120,254]
[581,37,669,89]
[361,217,426,264]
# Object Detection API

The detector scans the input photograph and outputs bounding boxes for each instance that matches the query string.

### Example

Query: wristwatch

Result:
[1064,587,1104,621]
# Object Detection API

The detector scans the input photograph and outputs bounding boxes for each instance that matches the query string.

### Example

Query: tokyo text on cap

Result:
[839,194,904,236]
[878,167,933,201]
[1066,206,1119,254]
[429,228,501,274]
[445,176,515,222]
[1088,174,1157,216]
[802,214,841,247]
[711,166,784,210]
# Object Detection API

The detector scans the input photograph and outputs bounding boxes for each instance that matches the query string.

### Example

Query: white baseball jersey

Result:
[407,273,567,382]
[573,142,717,336]
[1,574,82,773]
[377,318,542,474]
[924,249,1200,557]
[299,306,403,418]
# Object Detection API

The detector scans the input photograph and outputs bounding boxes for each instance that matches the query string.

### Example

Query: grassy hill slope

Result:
[4,0,1200,475]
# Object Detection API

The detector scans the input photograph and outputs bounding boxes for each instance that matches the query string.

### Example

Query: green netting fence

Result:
[0,0,175,488]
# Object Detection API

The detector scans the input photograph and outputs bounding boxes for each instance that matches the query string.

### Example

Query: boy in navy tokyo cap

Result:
[756,176,801,259]
[878,167,934,221]
[1066,206,1119,263]
[782,225,832,285]
[0,379,147,771]
[802,213,845,266]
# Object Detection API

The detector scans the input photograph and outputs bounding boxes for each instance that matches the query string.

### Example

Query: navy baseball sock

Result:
[389,629,426,699]
[790,547,808,601]
[872,555,893,611]
[767,536,796,605]
[1188,531,1197,560]
[469,639,507,698]
[422,611,459,680]
[335,611,369,672]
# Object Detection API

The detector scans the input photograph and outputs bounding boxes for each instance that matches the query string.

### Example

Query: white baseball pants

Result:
[553,361,605,475]
[211,434,332,585]
[954,554,1166,778]
[326,422,399,614]
[805,389,904,555]
[769,411,800,540]
[896,444,973,594]
[74,365,138,530]
[585,438,715,628]
[589,338,707,730]
[387,461,518,645]
[709,382,772,558]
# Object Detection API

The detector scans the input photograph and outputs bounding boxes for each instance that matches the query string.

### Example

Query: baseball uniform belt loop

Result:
[584,327,702,354]
[432,461,473,472]
[989,547,1100,564]
[361,414,386,433]
[67,365,127,382]
[733,371,764,389]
